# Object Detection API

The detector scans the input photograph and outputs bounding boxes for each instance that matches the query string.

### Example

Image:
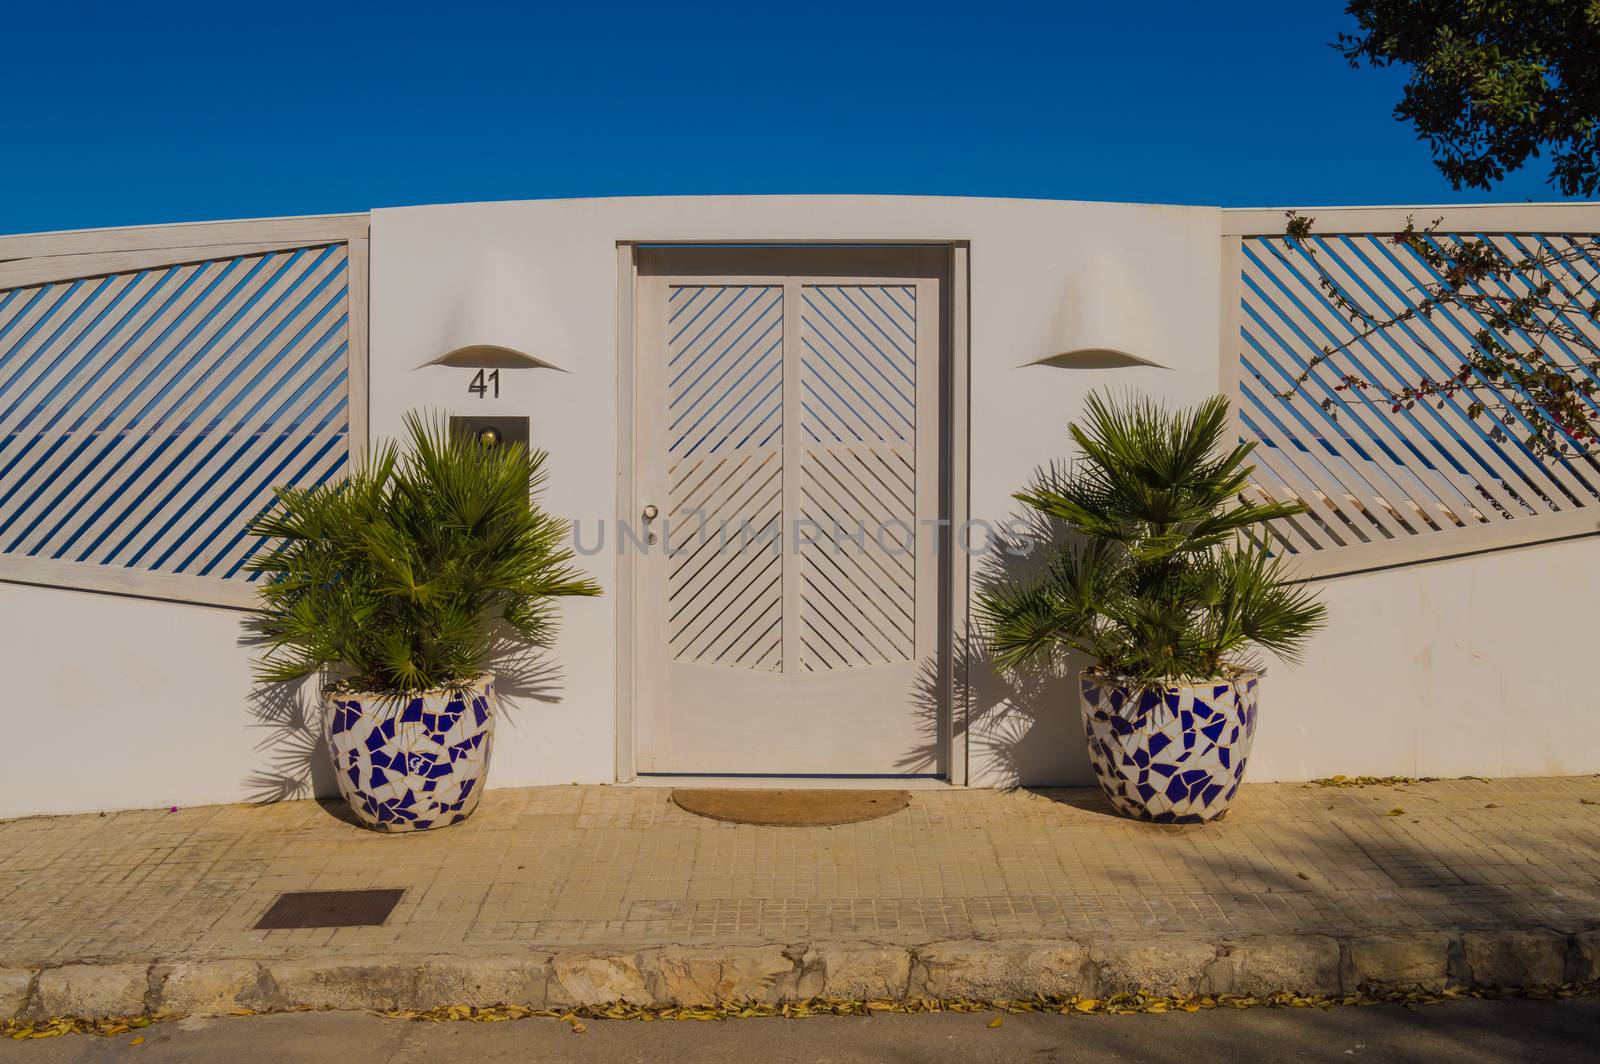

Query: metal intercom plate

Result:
[449,415,530,449]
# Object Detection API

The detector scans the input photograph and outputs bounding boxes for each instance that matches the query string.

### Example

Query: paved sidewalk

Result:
[2,777,1598,1016]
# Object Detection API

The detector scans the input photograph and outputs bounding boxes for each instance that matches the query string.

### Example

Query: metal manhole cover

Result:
[254,889,405,929]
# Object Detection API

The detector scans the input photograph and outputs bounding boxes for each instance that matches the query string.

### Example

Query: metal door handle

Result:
[642,504,659,521]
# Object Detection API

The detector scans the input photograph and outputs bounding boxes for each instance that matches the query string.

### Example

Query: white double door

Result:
[632,247,948,775]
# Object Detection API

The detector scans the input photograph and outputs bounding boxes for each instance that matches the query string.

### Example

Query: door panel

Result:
[634,248,946,776]
[665,283,786,672]
[798,283,920,670]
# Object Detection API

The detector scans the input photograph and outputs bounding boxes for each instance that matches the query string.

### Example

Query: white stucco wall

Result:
[0,582,293,816]
[1,195,1595,818]
[365,195,1226,791]
[1255,536,1596,781]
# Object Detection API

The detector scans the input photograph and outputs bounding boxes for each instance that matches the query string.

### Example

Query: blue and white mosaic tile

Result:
[324,676,496,832]
[1079,671,1259,824]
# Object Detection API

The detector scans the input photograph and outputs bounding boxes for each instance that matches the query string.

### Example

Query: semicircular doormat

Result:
[670,788,911,826]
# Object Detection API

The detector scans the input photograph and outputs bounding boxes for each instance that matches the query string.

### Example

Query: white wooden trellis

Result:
[0,214,369,608]
[1222,204,1600,579]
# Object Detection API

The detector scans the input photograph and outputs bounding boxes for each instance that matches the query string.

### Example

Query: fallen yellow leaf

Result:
[987,1017,1002,1028]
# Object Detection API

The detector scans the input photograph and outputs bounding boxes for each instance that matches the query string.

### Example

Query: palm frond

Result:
[244,412,601,694]
[976,390,1325,684]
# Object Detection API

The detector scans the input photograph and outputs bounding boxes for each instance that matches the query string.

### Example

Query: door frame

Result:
[613,241,971,785]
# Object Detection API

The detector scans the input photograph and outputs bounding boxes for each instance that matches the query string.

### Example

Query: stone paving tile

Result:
[0,778,1598,966]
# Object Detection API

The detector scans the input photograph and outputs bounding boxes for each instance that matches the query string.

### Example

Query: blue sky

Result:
[0,1,1586,235]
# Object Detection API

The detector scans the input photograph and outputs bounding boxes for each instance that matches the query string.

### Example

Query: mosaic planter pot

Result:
[324,675,496,832]
[1079,670,1259,824]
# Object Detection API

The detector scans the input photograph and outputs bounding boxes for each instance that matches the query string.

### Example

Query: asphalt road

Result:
[2,997,1596,1063]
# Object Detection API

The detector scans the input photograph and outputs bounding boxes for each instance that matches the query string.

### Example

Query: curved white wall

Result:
[1,195,1594,817]
[365,195,1226,791]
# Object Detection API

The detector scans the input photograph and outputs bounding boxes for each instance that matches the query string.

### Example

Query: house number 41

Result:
[467,369,500,399]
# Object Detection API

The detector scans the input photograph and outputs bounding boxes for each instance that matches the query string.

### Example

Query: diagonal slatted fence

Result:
[798,283,918,670]
[665,283,786,671]
[0,215,368,607]
[1224,205,1600,579]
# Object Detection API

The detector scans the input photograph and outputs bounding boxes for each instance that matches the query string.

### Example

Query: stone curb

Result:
[5,928,1598,1021]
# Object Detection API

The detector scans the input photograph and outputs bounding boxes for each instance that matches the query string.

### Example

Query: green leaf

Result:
[242,412,600,694]
[976,392,1326,684]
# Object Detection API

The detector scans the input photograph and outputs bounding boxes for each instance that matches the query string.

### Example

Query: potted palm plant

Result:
[977,393,1325,823]
[246,413,600,832]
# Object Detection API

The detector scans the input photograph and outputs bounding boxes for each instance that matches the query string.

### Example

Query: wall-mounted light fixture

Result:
[419,344,564,372]
[1024,250,1169,372]
[1026,348,1166,370]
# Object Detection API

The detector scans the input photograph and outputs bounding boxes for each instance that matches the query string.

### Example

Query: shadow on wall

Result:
[242,679,336,804]
[238,622,568,805]
[899,499,1095,788]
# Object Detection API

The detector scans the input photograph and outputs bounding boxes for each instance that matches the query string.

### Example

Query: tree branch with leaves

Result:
[1274,211,1600,459]
[1341,0,1600,197]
